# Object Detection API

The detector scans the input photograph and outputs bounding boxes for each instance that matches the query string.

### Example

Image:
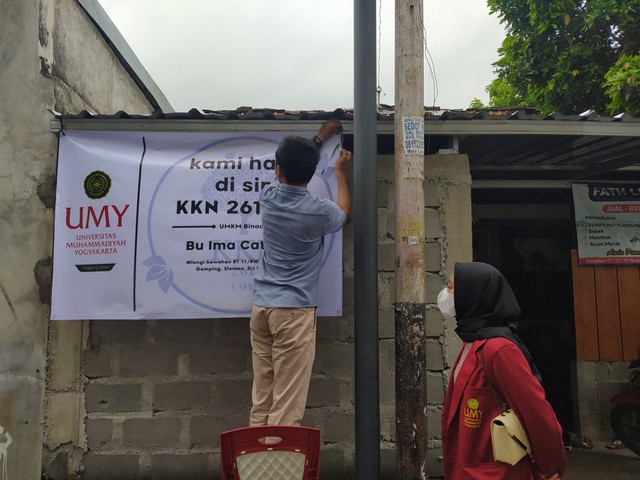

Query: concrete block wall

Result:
[82,318,250,479]
[78,314,357,479]
[47,152,472,479]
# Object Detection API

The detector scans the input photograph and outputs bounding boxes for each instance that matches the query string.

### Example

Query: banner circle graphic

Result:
[84,170,112,199]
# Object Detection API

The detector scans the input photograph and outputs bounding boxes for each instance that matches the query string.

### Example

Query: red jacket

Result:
[442,338,566,479]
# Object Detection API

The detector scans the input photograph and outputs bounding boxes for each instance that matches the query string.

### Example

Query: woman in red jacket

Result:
[439,262,566,479]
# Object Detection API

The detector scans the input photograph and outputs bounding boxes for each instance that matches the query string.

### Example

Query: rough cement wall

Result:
[0,0,154,478]
[49,0,155,114]
[0,1,55,478]
[575,361,630,443]
[71,153,472,480]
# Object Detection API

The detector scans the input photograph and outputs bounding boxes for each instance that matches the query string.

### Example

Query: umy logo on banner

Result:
[51,131,343,320]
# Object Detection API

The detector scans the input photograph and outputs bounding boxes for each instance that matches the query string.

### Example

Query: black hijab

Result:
[453,261,542,382]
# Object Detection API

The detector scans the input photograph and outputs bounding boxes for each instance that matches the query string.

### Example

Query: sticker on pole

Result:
[402,116,424,155]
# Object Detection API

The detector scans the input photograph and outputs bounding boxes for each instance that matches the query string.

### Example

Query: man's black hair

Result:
[275,136,320,184]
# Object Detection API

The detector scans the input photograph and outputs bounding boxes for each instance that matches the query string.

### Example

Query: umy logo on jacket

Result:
[464,397,484,428]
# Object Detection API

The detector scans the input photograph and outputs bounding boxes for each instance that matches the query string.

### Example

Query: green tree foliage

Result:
[486,0,640,115]
[469,97,487,109]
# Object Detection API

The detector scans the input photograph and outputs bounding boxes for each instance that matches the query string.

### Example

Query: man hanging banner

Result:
[572,182,640,265]
[51,130,344,320]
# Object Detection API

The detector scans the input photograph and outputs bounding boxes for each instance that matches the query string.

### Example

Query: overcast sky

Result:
[97,0,506,112]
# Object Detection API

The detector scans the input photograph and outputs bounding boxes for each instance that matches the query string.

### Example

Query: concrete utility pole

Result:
[394,0,427,479]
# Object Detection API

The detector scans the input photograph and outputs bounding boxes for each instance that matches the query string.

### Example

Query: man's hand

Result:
[335,149,353,175]
[334,149,353,225]
[316,119,343,144]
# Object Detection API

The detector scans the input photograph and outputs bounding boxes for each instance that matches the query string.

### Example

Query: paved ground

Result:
[564,441,639,480]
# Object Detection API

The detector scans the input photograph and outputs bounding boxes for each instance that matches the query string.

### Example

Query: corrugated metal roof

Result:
[55,106,640,186]
[56,105,640,123]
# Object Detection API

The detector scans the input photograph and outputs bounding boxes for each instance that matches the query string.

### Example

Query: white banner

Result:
[52,131,344,319]
[572,182,640,265]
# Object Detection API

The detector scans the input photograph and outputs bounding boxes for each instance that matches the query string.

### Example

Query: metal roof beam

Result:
[56,117,640,138]
[571,152,640,179]
[472,180,572,189]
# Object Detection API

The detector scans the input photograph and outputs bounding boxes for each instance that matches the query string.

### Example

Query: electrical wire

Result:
[414,1,439,109]
[376,1,440,109]
[376,1,440,152]
[411,1,438,156]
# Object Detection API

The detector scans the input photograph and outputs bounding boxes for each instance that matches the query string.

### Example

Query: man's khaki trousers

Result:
[249,306,317,426]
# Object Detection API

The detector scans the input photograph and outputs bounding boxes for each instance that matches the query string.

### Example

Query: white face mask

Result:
[437,287,456,318]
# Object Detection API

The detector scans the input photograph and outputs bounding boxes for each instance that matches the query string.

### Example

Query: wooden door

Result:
[571,250,640,361]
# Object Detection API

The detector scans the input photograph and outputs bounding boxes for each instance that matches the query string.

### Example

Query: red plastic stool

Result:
[220,425,320,480]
